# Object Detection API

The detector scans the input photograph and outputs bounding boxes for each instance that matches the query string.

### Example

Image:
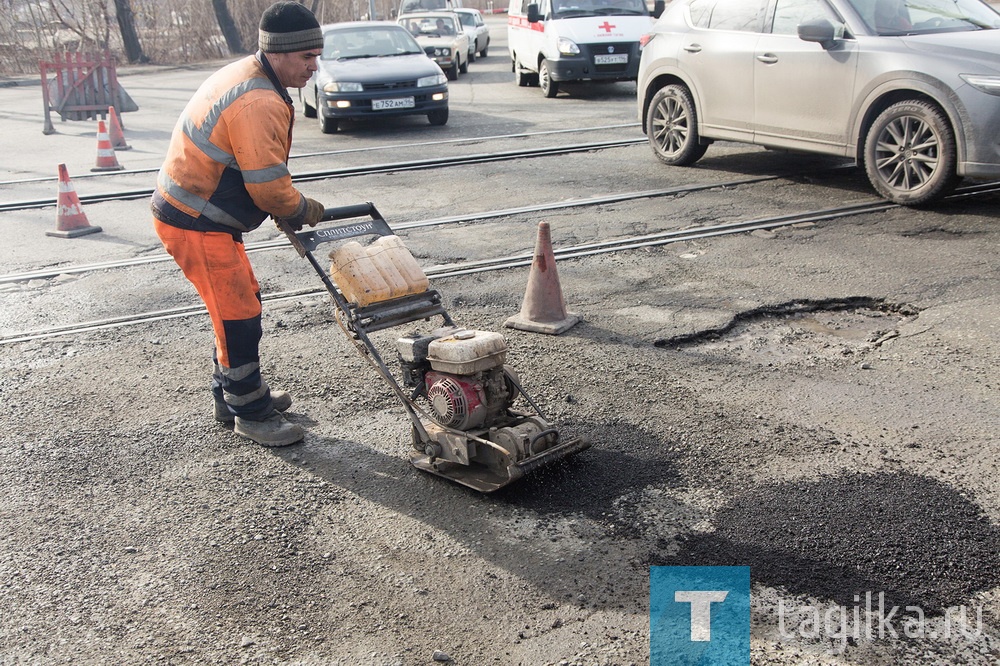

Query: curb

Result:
[0,77,38,88]
[0,58,234,89]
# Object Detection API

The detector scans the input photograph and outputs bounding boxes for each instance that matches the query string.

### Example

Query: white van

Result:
[508,0,663,97]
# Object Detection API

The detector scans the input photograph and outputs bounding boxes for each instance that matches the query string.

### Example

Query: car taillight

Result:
[639,33,655,48]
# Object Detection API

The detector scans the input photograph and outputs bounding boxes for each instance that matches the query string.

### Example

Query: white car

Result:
[399,12,471,80]
[455,7,490,60]
[637,0,1000,205]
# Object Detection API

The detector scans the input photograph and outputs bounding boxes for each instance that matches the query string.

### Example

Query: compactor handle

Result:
[279,201,393,257]
[322,202,375,222]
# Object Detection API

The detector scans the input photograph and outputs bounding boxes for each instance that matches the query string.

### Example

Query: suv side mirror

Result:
[798,18,843,48]
[652,0,665,18]
[527,3,541,22]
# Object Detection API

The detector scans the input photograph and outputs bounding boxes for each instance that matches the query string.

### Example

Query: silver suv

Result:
[637,0,1000,205]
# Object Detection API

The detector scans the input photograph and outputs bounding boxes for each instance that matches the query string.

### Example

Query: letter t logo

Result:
[675,590,729,641]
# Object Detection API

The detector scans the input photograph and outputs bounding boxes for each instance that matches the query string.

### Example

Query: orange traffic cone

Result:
[504,221,580,335]
[91,120,124,172]
[107,105,131,150]
[47,163,102,238]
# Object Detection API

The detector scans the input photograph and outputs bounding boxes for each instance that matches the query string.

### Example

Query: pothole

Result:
[654,297,919,366]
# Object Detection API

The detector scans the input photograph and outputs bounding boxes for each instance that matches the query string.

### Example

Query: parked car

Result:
[398,0,462,17]
[455,7,491,60]
[637,0,1000,205]
[300,21,449,133]
[398,12,471,80]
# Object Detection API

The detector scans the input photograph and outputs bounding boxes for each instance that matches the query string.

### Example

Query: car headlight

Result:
[435,47,451,56]
[323,81,363,93]
[960,74,1000,96]
[418,73,448,87]
[557,37,580,56]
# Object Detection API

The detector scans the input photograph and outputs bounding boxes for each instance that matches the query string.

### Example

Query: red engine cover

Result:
[425,371,486,429]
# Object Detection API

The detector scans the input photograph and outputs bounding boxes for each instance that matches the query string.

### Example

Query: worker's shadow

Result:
[270,417,687,613]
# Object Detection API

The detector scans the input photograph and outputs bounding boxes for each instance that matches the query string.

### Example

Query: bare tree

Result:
[48,0,108,50]
[211,0,245,55]
[0,0,370,76]
[112,0,148,62]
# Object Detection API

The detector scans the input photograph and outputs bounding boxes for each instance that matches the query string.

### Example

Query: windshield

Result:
[551,0,650,17]
[846,0,1000,34]
[322,27,423,59]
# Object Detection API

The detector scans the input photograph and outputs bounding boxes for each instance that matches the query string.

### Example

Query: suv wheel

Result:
[646,83,707,166]
[863,100,958,206]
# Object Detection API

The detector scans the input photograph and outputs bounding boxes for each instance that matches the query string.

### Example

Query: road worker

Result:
[151,1,325,447]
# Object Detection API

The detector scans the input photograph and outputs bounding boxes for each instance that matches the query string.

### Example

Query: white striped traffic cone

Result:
[91,120,124,172]
[47,163,102,238]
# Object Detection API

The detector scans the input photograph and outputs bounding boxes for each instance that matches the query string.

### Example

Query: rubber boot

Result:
[234,410,304,447]
[215,390,292,423]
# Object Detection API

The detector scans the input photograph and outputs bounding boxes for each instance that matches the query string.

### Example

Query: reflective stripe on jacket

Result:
[151,53,308,236]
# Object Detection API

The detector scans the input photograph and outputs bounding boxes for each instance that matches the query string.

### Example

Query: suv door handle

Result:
[756,53,778,64]
[683,43,702,53]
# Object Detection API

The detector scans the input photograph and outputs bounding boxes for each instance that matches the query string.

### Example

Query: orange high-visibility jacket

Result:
[152,53,310,236]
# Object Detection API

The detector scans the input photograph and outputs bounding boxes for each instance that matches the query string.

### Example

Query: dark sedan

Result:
[300,21,449,133]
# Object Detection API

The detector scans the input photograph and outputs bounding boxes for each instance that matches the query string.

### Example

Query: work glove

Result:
[302,197,325,228]
[276,197,325,232]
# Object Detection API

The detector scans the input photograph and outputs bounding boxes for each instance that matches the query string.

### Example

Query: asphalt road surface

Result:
[1,15,999,665]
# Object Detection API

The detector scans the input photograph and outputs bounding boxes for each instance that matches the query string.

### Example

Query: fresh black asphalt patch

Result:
[652,471,1000,613]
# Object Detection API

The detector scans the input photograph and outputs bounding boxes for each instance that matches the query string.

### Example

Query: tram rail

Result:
[0,138,644,212]
[0,175,777,284]
[4,174,997,287]
[0,123,641,187]
[0,193,954,346]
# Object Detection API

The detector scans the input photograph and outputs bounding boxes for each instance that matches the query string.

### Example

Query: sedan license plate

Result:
[372,97,415,110]
[593,53,628,65]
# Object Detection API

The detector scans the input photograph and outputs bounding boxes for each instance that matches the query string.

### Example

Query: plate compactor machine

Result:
[279,203,590,493]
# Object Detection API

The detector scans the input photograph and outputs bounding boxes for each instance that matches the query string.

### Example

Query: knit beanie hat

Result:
[259,1,323,53]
